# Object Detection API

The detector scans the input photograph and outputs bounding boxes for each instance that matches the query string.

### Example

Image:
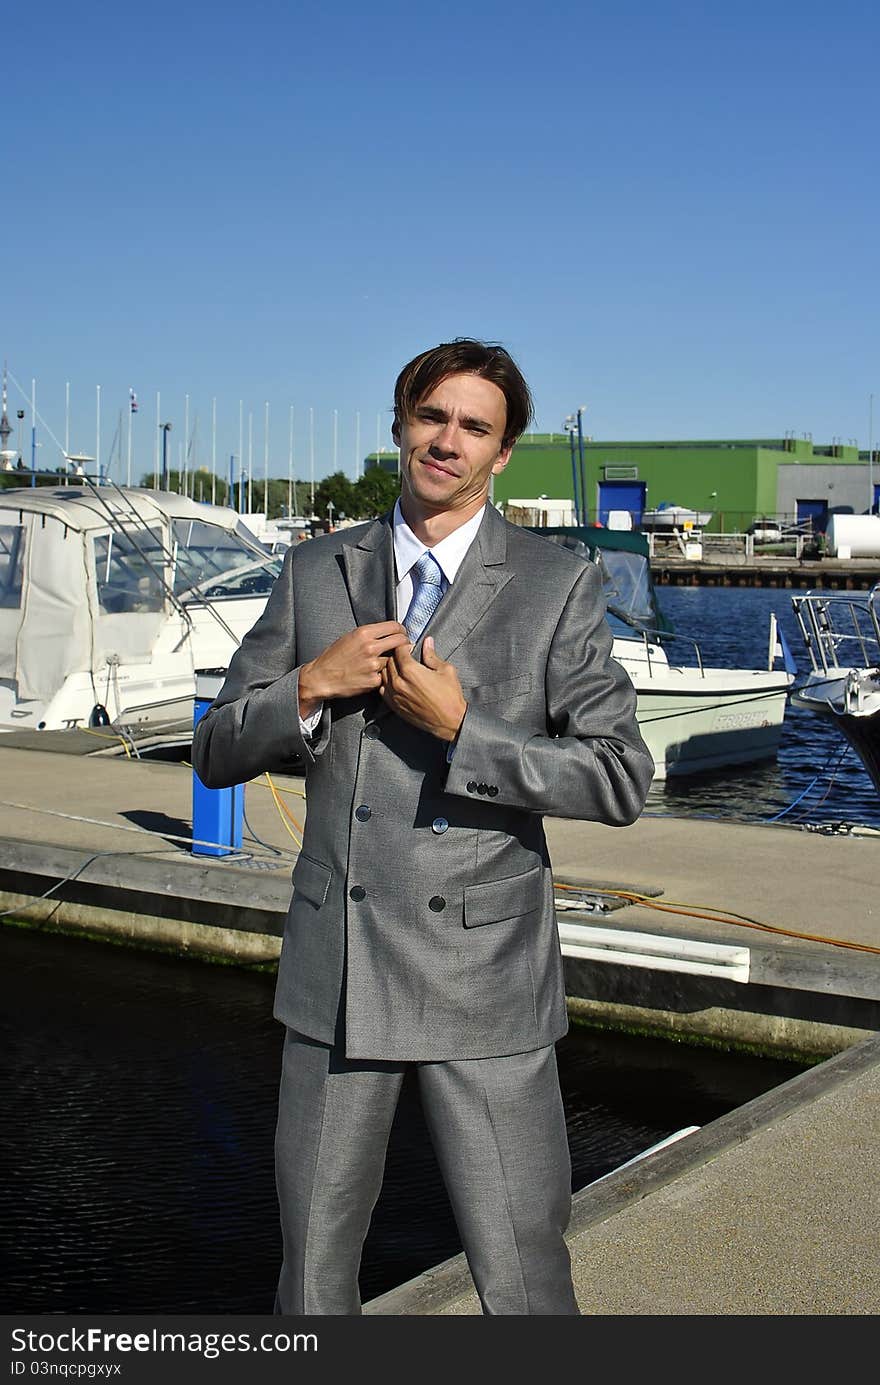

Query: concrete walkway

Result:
[365,1033,880,1314]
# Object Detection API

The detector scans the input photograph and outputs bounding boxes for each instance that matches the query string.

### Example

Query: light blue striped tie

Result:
[404,552,445,641]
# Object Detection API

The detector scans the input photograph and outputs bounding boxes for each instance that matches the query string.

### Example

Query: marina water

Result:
[2,926,804,1313]
[645,584,880,830]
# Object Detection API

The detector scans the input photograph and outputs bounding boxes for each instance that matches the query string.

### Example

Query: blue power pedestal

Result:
[192,668,243,857]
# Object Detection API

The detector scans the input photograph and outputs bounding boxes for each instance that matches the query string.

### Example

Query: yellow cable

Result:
[553,881,880,956]
[80,726,131,758]
[239,771,306,802]
[264,774,303,847]
[261,777,307,802]
[264,773,306,835]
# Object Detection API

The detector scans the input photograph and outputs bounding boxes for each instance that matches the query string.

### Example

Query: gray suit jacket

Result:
[191,505,654,1061]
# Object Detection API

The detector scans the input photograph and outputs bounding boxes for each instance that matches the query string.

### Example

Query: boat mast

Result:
[0,364,19,475]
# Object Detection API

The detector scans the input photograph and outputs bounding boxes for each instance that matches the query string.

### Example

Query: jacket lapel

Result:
[340,514,396,627]
[418,504,514,662]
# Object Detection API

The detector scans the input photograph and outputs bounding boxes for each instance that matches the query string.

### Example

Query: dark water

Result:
[1,926,806,1314]
[643,585,880,830]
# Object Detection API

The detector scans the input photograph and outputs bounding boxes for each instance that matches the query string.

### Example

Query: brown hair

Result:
[392,339,533,449]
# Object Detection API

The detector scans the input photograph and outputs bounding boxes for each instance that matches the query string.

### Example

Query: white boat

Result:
[236,511,311,553]
[0,482,282,735]
[790,585,880,794]
[532,526,794,780]
[640,503,713,532]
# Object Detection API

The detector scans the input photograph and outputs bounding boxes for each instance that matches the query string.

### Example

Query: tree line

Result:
[136,468,402,520]
[0,466,403,521]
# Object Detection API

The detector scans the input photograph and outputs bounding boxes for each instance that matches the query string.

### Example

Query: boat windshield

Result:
[0,525,25,610]
[593,548,659,630]
[172,520,280,599]
[93,529,167,614]
[535,532,665,632]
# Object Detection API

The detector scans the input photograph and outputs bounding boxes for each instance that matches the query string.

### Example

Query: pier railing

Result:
[646,530,809,562]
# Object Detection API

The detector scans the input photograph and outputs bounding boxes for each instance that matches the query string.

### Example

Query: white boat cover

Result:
[0,487,257,704]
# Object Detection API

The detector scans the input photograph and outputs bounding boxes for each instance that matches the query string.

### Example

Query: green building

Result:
[365,434,878,532]
[495,435,878,533]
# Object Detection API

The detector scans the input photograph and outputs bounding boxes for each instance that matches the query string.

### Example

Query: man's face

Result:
[393,373,513,522]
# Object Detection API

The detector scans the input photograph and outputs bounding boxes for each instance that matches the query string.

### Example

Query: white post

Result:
[64,381,70,484]
[288,405,294,517]
[870,393,875,514]
[184,393,189,497]
[211,396,217,505]
[248,410,253,513]
[264,399,270,516]
[127,390,133,487]
[767,611,778,672]
[238,400,244,507]
[96,384,101,481]
[155,392,161,480]
[309,406,315,509]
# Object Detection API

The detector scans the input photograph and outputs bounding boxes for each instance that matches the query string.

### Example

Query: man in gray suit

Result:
[192,339,654,1316]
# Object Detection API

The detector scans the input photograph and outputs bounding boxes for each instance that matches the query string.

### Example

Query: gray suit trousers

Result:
[274,1029,580,1315]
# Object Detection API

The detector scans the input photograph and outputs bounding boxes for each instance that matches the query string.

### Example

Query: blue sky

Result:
[4,0,878,486]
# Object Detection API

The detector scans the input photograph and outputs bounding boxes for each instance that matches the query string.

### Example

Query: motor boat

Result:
[530,526,794,780]
[640,503,713,532]
[790,586,880,794]
[0,482,282,736]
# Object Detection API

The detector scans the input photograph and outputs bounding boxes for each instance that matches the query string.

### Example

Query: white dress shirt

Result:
[299,500,486,736]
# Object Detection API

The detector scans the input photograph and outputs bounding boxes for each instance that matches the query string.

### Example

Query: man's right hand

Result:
[298,621,411,718]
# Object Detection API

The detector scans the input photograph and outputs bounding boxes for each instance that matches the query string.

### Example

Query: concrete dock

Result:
[1,737,879,1314]
[366,1032,880,1315]
[650,550,879,590]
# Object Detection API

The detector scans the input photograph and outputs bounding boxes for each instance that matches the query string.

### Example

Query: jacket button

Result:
[349,885,366,901]
[428,895,446,912]
[477,782,488,795]
[355,805,372,822]
[431,817,449,834]
[466,781,477,793]
[363,723,380,739]
[487,786,498,797]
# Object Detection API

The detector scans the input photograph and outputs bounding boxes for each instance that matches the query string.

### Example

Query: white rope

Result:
[0,798,294,859]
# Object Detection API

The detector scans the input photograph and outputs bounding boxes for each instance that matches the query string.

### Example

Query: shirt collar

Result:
[392,499,485,585]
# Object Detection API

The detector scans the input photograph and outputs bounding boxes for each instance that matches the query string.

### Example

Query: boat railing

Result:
[791,586,880,676]
[73,475,198,644]
[611,613,705,676]
[78,476,260,650]
[644,627,705,676]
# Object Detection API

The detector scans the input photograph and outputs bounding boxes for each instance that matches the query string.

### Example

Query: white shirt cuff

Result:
[299,704,324,737]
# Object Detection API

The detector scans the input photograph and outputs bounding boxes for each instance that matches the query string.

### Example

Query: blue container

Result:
[192,669,243,857]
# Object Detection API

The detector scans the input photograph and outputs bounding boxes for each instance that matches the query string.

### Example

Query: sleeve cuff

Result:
[299,703,324,738]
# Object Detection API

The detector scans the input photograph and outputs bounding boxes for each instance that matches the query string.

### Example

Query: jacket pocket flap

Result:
[464,674,532,705]
[463,864,543,928]
[292,852,332,907]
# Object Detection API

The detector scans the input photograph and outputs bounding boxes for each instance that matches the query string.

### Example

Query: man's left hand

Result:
[380,637,467,743]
